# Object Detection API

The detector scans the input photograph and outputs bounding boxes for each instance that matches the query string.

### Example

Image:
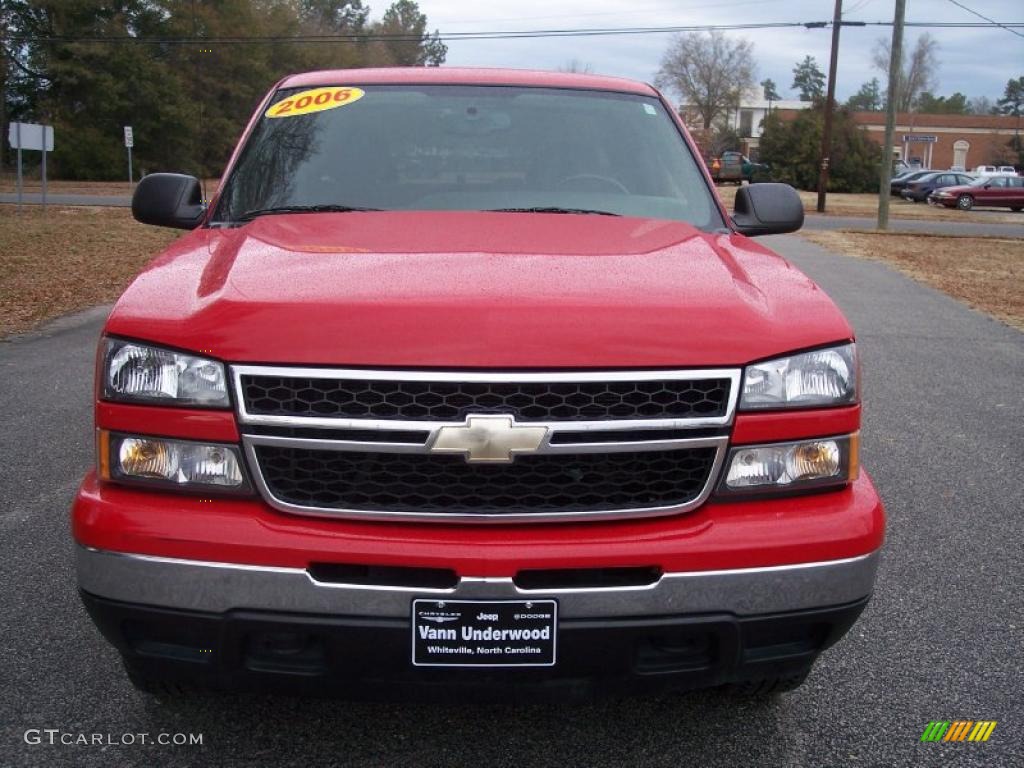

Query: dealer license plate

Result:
[411,599,557,667]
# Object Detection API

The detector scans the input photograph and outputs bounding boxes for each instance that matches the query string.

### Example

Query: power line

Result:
[843,0,875,16]
[945,0,1024,39]
[5,19,1023,45]
[2,22,806,45]
[891,21,1024,28]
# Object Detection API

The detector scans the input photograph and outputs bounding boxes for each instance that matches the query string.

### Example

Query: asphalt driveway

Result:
[0,236,1020,767]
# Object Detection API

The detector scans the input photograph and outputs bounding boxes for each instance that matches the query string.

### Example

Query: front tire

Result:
[957,194,974,211]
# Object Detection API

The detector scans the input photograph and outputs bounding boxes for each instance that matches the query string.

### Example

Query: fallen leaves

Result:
[0,205,178,337]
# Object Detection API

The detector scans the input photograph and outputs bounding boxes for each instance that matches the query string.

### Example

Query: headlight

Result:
[718,434,858,495]
[103,338,229,407]
[99,431,250,493]
[740,343,857,410]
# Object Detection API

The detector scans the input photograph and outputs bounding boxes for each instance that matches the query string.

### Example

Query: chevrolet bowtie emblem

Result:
[430,415,549,463]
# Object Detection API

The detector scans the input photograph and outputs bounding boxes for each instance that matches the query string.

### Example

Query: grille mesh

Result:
[255,446,717,515]
[241,376,731,422]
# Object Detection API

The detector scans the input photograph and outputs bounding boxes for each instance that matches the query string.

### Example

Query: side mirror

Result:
[132,173,206,229]
[731,183,804,237]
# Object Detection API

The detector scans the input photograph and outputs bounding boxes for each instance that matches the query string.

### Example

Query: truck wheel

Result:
[956,194,974,211]
[1011,206,1022,212]
[724,670,809,696]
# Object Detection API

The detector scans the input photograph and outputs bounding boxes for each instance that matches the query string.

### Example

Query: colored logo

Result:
[920,721,997,742]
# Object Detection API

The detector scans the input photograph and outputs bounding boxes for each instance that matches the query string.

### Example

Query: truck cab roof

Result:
[280,67,657,96]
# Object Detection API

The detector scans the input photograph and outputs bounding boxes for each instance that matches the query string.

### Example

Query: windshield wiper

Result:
[235,204,383,221]
[484,206,620,216]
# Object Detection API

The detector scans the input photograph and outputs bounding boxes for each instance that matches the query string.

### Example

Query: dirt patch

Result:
[0,175,221,197]
[801,229,1024,331]
[0,178,135,197]
[0,206,179,338]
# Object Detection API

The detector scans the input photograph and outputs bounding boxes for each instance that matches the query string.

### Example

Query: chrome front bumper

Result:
[76,546,879,619]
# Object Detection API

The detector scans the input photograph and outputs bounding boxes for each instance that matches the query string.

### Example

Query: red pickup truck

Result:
[74,68,884,700]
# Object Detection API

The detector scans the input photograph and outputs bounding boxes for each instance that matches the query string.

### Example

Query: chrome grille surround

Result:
[233,366,741,523]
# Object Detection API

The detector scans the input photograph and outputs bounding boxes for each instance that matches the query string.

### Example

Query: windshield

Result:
[214,84,722,229]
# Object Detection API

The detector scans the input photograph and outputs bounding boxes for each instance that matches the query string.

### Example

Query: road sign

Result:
[123,127,135,186]
[7,122,54,211]
[903,134,937,143]
[8,122,54,151]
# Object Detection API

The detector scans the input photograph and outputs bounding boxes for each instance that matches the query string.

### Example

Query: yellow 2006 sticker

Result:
[265,87,365,118]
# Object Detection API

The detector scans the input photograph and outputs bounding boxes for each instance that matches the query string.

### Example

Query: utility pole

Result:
[0,14,8,174]
[877,0,906,230]
[816,0,844,213]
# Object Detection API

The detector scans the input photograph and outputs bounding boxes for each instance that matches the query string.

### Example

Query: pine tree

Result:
[791,56,825,102]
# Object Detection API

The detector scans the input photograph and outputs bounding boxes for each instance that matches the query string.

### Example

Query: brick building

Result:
[679,89,1022,170]
[772,109,1022,171]
[853,112,1021,170]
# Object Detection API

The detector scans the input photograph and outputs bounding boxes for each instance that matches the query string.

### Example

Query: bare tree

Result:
[558,59,593,74]
[968,95,994,115]
[872,33,939,112]
[655,31,755,130]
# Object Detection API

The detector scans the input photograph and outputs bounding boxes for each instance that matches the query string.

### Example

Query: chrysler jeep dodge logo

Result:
[430,415,548,463]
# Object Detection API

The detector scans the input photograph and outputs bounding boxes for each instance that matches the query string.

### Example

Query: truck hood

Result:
[106,211,852,367]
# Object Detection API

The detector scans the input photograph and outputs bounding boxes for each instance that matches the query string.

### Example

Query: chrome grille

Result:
[234,366,740,523]
[239,372,731,422]
[255,445,718,515]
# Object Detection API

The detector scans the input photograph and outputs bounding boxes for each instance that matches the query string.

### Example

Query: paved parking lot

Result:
[1,236,1020,767]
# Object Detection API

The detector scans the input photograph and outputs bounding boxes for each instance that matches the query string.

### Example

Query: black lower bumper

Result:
[82,590,868,701]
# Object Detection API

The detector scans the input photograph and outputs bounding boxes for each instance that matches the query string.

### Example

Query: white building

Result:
[680,87,814,158]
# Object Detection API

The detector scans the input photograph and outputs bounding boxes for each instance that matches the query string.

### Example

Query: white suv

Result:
[972,165,1019,177]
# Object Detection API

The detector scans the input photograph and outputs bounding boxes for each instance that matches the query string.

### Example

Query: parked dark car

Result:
[929,175,1024,211]
[889,170,934,196]
[900,172,975,203]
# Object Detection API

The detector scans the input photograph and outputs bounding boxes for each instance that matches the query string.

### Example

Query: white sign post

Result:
[15,122,22,210]
[124,126,134,187]
[7,122,55,211]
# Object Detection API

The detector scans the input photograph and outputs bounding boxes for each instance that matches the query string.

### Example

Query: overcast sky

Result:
[415,0,1022,103]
